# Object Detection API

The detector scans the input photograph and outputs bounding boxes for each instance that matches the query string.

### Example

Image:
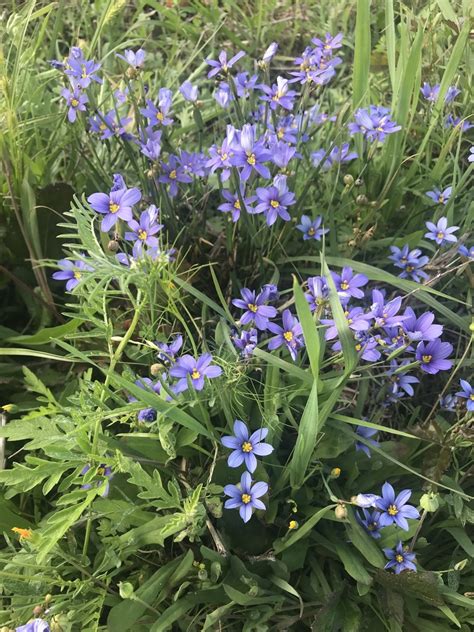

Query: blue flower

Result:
[117,48,146,69]
[222,420,273,472]
[16,619,50,632]
[311,143,358,170]
[355,425,379,458]
[231,124,272,181]
[158,155,193,197]
[52,258,93,291]
[416,339,453,374]
[65,57,102,88]
[388,245,429,282]
[80,463,113,497]
[354,493,380,508]
[348,106,401,143]
[232,288,277,330]
[420,82,440,102]
[232,328,258,358]
[459,243,474,258]
[425,187,452,205]
[456,380,474,412]
[179,80,199,102]
[169,353,222,393]
[332,267,368,301]
[401,307,443,342]
[424,216,459,246]
[206,50,245,78]
[254,175,296,226]
[224,471,268,523]
[125,206,163,257]
[387,360,420,397]
[260,76,297,111]
[89,110,131,139]
[218,186,256,222]
[375,482,420,530]
[61,87,88,123]
[261,42,278,65]
[156,335,183,364]
[305,276,328,311]
[267,309,304,361]
[87,183,142,232]
[296,215,329,240]
[140,89,173,127]
[384,541,417,574]
[357,508,382,538]
[370,289,407,329]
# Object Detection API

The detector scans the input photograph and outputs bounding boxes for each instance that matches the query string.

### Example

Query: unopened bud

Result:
[356,194,368,206]
[335,504,348,520]
[330,467,341,479]
[343,174,354,186]
[44,594,53,605]
[150,363,162,377]
[33,606,44,617]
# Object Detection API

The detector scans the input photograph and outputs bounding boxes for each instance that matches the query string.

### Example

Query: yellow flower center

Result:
[406,265,414,272]
[191,369,201,380]
[395,554,404,563]
[81,65,87,78]
[97,466,105,476]
[270,200,279,208]
[169,170,177,179]
[234,199,241,210]
[308,227,315,235]
[422,354,432,364]
[277,128,284,139]
[283,331,293,342]
[340,281,350,290]
[242,441,253,453]
[439,195,444,204]
[367,523,375,531]
[109,202,120,214]
[388,504,398,516]
[247,303,258,313]
[241,493,251,504]
[221,152,228,161]
[355,343,362,351]
[71,98,79,107]
[73,271,82,280]
[436,231,444,239]
[246,153,256,165]
[138,229,148,240]
[157,112,164,121]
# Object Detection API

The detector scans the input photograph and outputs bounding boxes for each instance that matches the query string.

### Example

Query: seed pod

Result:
[33,606,44,617]
[150,363,163,377]
[107,240,119,252]
[355,177,363,187]
[335,504,348,520]
[343,174,354,186]
[356,194,368,206]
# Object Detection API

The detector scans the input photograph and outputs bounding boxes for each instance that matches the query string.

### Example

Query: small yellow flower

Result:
[288,520,299,530]
[330,467,341,478]
[1,404,13,413]
[12,527,32,540]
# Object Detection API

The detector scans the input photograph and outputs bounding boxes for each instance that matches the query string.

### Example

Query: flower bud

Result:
[356,194,368,206]
[150,363,163,377]
[343,174,354,186]
[330,467,341,478]
[44,594,53,605]
[33,606,44,617]
[107,240,119,252]
[335,504,348,520]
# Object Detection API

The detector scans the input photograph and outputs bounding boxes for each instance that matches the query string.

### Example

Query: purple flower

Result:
[305,276,328,311]
[224,471,268,523]
[387,360,419,397]
[234,72,259,98]
[61,87,88,122]
[125,206,163,257]
[424,216,459,246]
[231,124,272,181]
[179,80,199,102]
[52,259,93,291]
[262,284,279,301]
[261,42,278,65]
[312,32,344,56]
[425,187,452,205]
[87,185,142,232]
[332,267,368,301]
[232,328,258,358]
[169,353,222,392]
[420,82,440,102]
[270,141,298,169]
[140,89,173,127]
[117,48,146,69]
[218,187,256,222]
[311,143,358,170]
[296,215,328,241]
[221,420,273,472]
[416,339,453,374]
[468,147,474,163]
[16,619,50,632]
[158,155,192,197]
[80,463,113,497]
[376,482,420,530]
[214,83,232,108]
[260,76,297,111]
[370,289,407,329]
[445,115,473,132]
[267,309,304,361]
[445,86,461,103]
[459,243,474,258]
[322,306,371,340]
[65,58,102,88]
[89,110,131,139]
[206,128,236,181]
[355,425,379,458]
[156,335,183,364]
[456,380,474,412]
[384,541,417,574]
[401,307,443,342]
[254,175,296,226]
[128,376,163,421]
[357,508,382,538]
[206,50,245,78]
[348,106,401,143]
[232,288,277,330]
[388,245,429,282]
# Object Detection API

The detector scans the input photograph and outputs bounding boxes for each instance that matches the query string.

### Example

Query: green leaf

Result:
[289,380,318,489]
[352,0,371,109]
[5,319,81,345]
[334,541,373,585]
[293,275,321,379]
